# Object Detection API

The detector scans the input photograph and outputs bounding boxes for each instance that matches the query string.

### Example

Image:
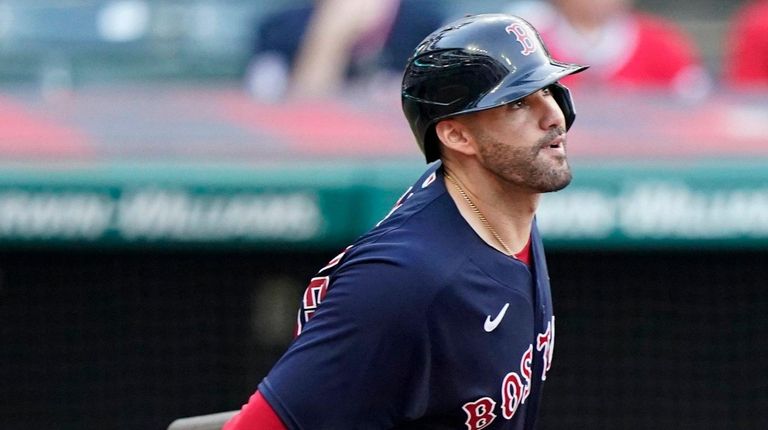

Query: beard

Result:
[476,128,573,193]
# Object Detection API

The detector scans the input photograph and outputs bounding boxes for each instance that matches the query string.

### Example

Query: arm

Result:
[254,252,432,428]
[289,0,398,97]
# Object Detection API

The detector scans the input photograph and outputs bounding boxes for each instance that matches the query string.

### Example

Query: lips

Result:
[547,135,565,149]
[539,134,566,152]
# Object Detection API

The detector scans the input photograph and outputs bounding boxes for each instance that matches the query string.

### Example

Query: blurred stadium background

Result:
[0,0,766,429]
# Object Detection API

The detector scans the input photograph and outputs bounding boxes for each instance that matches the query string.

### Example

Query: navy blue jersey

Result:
[259,162,555,430]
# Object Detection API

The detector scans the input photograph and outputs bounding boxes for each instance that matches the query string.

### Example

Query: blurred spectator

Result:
[507,0,710,98]
[245,0,443,101]
[723,0,768,88]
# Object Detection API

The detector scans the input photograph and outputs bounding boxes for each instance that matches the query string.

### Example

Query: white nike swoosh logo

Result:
[484,303,510,332]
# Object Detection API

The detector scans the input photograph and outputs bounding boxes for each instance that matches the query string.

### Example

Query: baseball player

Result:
[225,14,588,430]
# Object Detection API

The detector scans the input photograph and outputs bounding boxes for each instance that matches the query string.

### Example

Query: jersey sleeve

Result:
[257,250,434,429]
[223,391,287,430]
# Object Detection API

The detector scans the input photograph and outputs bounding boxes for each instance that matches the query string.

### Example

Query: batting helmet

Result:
[401,14,588,162]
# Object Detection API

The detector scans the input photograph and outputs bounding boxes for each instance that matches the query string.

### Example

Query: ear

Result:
[434,119,477,156]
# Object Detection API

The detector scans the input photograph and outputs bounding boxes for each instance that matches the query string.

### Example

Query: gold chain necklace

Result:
[444,170,513,255]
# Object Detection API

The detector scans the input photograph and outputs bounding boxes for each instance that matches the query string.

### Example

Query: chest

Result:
[418,263,554,429]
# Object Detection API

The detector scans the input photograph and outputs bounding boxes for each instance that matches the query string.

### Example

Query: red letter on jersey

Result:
[294,247,352,337]
[501,372,523,420]
[294,276,330,336]
[462,397,497,430]
[302,276,329,321]
[520,344,533,405]
[536,316,555,381]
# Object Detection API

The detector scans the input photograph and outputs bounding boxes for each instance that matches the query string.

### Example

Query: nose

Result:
[537,91,566,131]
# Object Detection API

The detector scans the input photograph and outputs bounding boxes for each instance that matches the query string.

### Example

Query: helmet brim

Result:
[468,61,588,114]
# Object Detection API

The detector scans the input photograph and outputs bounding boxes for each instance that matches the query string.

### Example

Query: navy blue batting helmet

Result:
[401,14,588,162]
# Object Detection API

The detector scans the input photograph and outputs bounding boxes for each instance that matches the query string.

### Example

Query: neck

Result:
[442,163,538,255]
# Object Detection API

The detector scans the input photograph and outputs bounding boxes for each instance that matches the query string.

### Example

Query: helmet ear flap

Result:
[549,83,577,131]
[424,126,441,163]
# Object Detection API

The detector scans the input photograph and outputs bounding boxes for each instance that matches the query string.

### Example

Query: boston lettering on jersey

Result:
[463,317,555,430]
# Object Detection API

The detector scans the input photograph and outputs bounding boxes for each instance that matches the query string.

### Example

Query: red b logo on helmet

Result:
[505,23,537,56]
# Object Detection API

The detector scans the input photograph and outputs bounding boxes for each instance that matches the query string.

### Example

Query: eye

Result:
[509,99,527,110]
[541,87,552,96]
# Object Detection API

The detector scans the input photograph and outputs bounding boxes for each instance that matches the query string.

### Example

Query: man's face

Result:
[460,87,572,193]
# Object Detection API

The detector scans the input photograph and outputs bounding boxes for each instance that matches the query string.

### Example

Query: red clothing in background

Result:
[537,12,703,90]
[724,0,768,87]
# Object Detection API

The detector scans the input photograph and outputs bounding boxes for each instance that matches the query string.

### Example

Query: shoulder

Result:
[355,164,470,263]
[333,220,469,314]
[325,164,473,314]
